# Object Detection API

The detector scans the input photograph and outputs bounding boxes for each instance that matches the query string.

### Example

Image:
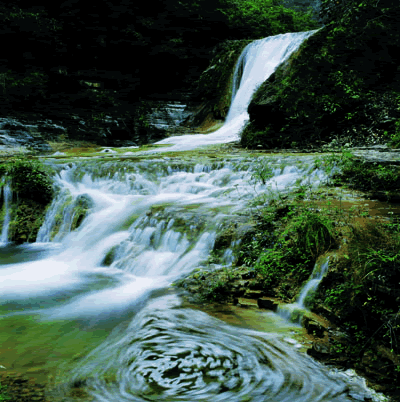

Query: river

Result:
[0,30,388,401]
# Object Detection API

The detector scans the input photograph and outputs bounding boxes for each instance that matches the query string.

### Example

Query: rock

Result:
[100,148,117,153]
[308,341,331,355]
[302,316,326,338]
[237,298,258,308]
[257,298,278,311]
[0,117,52,152]
[243,289,263,298]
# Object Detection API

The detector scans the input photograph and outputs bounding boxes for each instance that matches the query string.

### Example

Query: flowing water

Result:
[0,30,387,401]
[277,257,331,323]
[0,182,12,245]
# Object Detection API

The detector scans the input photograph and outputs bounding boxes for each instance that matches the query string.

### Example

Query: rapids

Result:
[0,157,383,401]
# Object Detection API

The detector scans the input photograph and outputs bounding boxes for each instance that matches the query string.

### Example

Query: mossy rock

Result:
[1,158,54,204]
[71,194,94,230]
[245,6,400,150]
[188,40,251,128]
[8,199,47,244]
[102,246,117,266]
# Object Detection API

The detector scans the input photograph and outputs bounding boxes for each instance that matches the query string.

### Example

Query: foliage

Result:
[318,220,400,370]
[0,0,322,132]
[249,204,337,290]
[389,119,400,148]
[244,0,400,150]
[320,149,400,197]
[219,0,320,39]
[0,382,10,401]
[0,158,54,204]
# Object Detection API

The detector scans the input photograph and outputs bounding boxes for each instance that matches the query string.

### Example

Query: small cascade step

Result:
[278,256,330,324]
[0,181,12,244]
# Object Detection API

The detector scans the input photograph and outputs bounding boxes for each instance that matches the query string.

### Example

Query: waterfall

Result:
[0,181,12,244]
[278,256,330,322]
[297,257,330,308]
[153,30,317,152]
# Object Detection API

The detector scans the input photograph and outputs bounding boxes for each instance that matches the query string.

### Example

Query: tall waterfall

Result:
[154,30,317,152]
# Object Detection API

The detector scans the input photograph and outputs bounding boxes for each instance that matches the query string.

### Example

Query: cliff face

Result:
[184,40,252,132]
[243,0,400,149]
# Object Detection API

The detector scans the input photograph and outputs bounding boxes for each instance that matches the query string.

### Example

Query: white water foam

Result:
[0,157,325,319]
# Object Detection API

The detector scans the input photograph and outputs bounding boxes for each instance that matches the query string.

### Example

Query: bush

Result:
[254,206,337,289]
[1,158,54,204]
[219,0,320,39]
[319,220,400,362]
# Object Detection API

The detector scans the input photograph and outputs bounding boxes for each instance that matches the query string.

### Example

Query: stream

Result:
[0,30,389,401]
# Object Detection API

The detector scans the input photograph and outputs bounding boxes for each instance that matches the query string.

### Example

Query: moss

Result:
[0,158,54,204]
[8,199,47,244]
[213,224,237,253]
[245,4,400,149]
[102,246,117,266]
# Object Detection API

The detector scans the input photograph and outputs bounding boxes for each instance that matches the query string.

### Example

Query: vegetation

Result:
[0,383,10,401]
[315,148,400,200]
[0,158,54,204]
[219,0,319,38]
[0,158,54,243]
[0,0,318,139]
[234,199,339,300]
[255,207,336,287]
[316,218,400,384]
[242,0,400,149]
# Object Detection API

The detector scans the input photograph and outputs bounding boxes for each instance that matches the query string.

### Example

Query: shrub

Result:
[319,220,400,363]
[1,158,54,204]
[254,206,337,289]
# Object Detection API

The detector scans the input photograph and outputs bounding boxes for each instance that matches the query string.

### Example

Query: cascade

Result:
[0,30,386,402]
[278,256,330,322]
[0,157,383,401]
[0,181,12,244]
[297,257,330,308]
[153,30,317,152]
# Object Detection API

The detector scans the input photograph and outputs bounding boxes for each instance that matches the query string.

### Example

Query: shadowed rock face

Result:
[0,118,52,152]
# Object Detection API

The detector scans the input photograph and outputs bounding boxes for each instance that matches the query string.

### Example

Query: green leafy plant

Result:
[254,206,337,289]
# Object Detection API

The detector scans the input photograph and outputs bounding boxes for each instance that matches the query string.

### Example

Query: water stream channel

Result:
[0,31,390,401]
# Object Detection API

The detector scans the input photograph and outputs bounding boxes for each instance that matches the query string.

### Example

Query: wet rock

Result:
[243,289,263,298]
[307,341,331,356]
[257,298,278,311]
[0,118,52,152]
[302,317,326,338]
[237,298,258,308]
